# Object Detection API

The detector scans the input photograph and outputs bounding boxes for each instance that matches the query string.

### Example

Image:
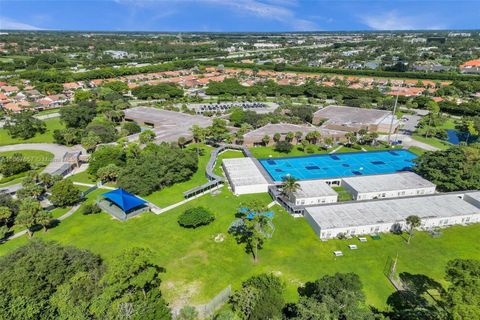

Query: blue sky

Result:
[1,0,479,32]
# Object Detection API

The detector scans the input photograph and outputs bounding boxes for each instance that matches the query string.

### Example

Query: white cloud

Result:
[0,17,43,30]
[115,0,318,31]
[361,11,446,30]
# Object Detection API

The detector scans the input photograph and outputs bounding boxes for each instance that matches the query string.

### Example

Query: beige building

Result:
[243,123,346,147]
[313,105,400,133]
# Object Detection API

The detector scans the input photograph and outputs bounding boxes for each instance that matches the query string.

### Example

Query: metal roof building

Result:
[304,192,480,239]
[222,157,270,195]
[342,172,436,200]
[288,180,338,206]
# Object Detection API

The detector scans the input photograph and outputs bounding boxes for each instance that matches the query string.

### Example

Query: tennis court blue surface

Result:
[259,150,417,181]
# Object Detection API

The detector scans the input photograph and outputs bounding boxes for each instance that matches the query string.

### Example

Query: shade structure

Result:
[101,189,147,212]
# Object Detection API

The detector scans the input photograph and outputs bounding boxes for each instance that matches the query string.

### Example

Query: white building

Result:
[341,172,436,201]
[304,192,480,239]
[222,158,269,195]
[287,180,338,206]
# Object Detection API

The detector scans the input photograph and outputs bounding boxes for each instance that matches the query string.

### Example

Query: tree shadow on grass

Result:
[386,272,449,320]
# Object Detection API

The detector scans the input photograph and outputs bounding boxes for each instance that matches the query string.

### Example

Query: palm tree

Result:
[406,215,421,244]
[295,131,303,144]
[177,136,187,149]
[285,132,294,143]
[345,132,357,146]
[37,210,53,233]
[262,135,270,146]
[273,133,281,143]
[281,176,301,198]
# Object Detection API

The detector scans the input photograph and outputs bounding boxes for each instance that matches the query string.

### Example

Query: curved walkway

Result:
[4,204,81,242]
[0,143,84,194]
[183,144,251,198]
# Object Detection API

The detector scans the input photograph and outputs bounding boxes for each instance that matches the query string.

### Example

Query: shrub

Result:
[274,141,293,153]
[305,145,315,154]
[178,207,214,228]
[82,203,101,215]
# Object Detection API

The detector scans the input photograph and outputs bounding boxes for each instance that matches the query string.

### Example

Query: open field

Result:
[0,185,478,310]
[0,150,54,186]
[0,118,65,146]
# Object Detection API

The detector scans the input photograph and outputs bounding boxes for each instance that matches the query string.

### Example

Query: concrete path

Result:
[72,181,115,190]
[5,204,81,241]
[0,143,81,174]
[154,185,222,215]
[378,134,440,151]
[329,145,343,154]
[0,143,84,194]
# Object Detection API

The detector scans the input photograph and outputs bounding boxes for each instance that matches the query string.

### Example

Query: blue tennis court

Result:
[258,150,417,181]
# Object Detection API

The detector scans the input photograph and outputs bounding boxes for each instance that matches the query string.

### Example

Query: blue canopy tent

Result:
[98,189,148,221]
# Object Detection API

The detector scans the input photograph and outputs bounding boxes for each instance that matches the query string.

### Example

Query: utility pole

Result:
[387,93,399,145]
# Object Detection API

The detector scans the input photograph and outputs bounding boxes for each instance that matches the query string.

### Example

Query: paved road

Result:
[0,143,84,194]
[379,134,439,151]
[399,114,422,135]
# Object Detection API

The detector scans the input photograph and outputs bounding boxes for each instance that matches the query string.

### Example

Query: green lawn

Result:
[0,118,65,146]
[333,186,353,201]
[408,146,427,156]
[1,142,477,310]
[213,150,245,176]
[412,134,451,150]
[66,170,98,185]
[0,186,478,310]
[249,145,337,159]
[0,150,54,187]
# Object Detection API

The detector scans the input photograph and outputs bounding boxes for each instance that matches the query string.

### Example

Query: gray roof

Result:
[305,192,480,230]
[342,172,436,193]
[244,123,345,140]
[123,107,212,142]
[314,105,395,126]
[223,157,269,187]
[293,180,337,198]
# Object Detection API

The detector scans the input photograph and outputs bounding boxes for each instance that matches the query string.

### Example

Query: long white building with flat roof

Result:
[305,191,480,239]
[341,172,436,201]
[287,180,338,206]
[222,157,269,195]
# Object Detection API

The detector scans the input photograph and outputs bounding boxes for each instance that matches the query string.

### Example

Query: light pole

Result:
[387,93,399,145]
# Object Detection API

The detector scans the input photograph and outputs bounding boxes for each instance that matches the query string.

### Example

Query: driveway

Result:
[379,134,439,151]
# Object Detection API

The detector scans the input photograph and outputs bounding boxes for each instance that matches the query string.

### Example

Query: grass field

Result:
[333,186,353,201]
[0,150,54,186]
[0,185,478,310]
[412,134,451,150]
[0,118,65,146]
[1,142,476,310]
[213,149,245,176]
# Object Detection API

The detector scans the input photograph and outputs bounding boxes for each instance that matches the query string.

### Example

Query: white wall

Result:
[294,195,338,206]
[342,183,436,201]
[233,183,269,195]
[311,213,480,239]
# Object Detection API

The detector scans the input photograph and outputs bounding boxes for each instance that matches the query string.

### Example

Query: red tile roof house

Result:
[2,101,31,113]
[0,93,9,103]
[460,59,480,74]
[89,79,104,87]
[63,82,84,91]
[1,86,19,96]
